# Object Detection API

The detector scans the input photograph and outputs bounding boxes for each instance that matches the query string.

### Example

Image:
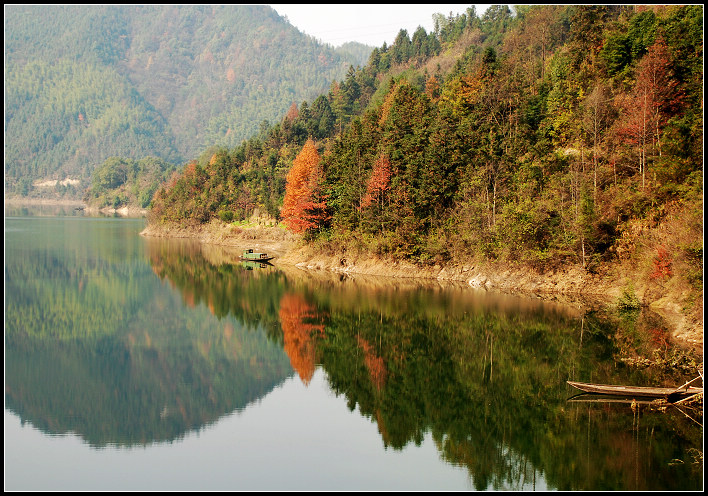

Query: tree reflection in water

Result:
[5,229,702,491]
[144,239,703,491]
[279,292,325,385]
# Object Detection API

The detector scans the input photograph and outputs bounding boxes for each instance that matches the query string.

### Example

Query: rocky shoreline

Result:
[281,245,703,352]
[140,219,703,353]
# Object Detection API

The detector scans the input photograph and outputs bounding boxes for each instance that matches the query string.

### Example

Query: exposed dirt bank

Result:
[141,220,703,354]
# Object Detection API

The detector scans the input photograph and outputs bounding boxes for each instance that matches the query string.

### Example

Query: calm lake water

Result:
[4,211,703,491]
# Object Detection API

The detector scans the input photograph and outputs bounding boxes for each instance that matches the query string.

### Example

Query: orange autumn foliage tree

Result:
[279,293,325,385]
[280,138,330,234]
[360,153,392,210]
[360,153,392,233]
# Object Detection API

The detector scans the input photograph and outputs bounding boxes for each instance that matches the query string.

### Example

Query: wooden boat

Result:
[566,395,663,406]
[239,249,275,262]
[567,380,703,399]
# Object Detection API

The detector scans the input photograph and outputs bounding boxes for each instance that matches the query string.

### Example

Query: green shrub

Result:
[617,281,641,312]
[218,209,234,222]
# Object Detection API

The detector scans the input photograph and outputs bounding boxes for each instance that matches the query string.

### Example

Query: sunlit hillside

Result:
[4,4,371,197]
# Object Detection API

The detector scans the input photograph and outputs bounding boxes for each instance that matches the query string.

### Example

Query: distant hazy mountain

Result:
[4,4,372,196]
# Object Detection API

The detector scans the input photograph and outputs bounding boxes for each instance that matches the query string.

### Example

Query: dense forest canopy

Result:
[4,4,371,195]
[83,156,177,209]
[149,5,702,279]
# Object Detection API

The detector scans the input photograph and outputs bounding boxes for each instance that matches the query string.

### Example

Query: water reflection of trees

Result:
[147,238,287,340]
[279,292,326,385]
[5,218,150,340]
[146,245,701,490]
[6,327,291,448]
[317,299,701,491]
[5,231,292,447]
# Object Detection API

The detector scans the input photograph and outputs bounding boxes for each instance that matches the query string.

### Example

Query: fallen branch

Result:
[671,375,703,394]
[672,392,702,406]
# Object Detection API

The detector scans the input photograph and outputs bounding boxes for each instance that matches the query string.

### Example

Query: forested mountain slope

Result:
[149,5,702,340]
[152,5,702,259]
[4,4,370,196]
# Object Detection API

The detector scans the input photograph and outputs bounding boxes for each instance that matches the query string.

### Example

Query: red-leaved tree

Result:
[360,153,392,209]
[615,38,683,189]
[280,138,329,233]
[360,152,392,232]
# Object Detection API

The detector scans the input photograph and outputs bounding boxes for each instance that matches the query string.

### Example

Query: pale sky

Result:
[269,4,490,48]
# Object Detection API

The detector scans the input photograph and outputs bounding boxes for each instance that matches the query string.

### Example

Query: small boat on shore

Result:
[567,380,703,400]
[239,249,275,262]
